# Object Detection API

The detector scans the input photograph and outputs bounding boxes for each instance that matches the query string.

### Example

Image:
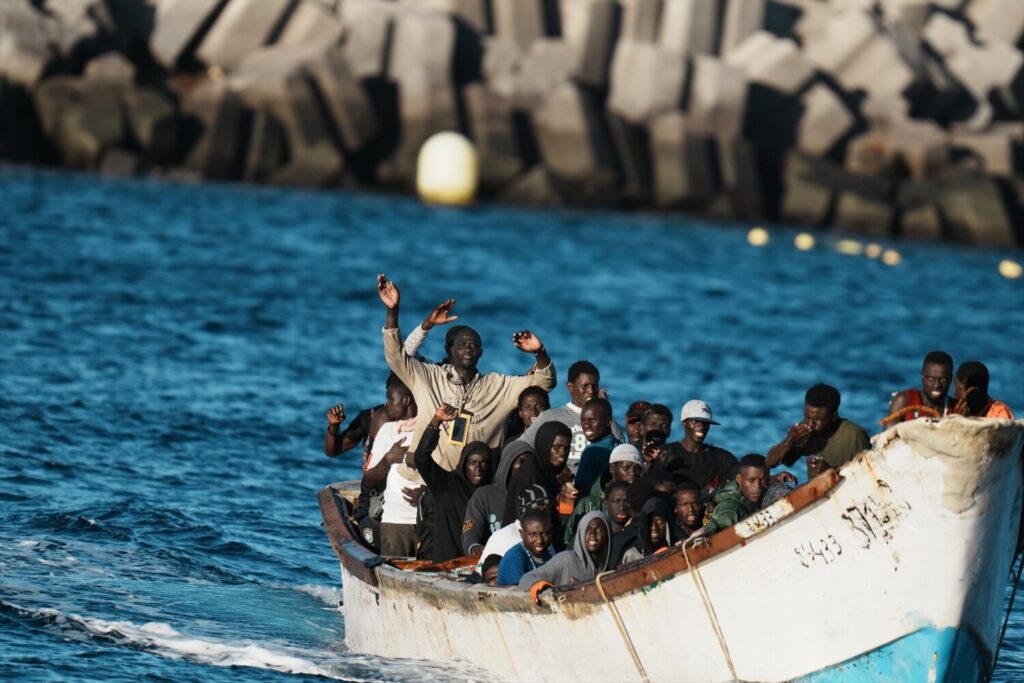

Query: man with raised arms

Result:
[886,350,956,422]
[377,274,556,471]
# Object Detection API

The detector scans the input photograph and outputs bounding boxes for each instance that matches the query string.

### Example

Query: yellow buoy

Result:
[747,227,770,246]
[794,233,815,251]
[999,259,1023,279]
[416,131,479,206]
[836,239,863,256]
[865,243,882,259]
[882,249,902,266]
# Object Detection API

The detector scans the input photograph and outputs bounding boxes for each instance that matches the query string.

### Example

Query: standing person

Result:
[496,510,556,586]
[886,351,957,423]
[572,398,623,495]
[377,274,556,472]
[462,440,533,557]
[624,400,653,447]
[362,376,421,557]
[518,512,613,592]
[672,481,706,539]
[504,386,551,443]
[697,454,770,537]
[503,422,572,530]
[566,444,642,545]
[518,360,625,465]
[767,384,871,478]
[412,405,494,562]
[656,400,738,493]
[954,361,1015,418]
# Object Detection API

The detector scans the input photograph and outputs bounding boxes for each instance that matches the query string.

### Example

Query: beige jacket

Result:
[383,327,556,471]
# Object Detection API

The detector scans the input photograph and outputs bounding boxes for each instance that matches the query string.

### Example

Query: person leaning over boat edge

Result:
[692,453,769,539]
[767,383,870,479]
[954,360,1015,418]
[497,508,555,586]
[519,511,613,593]
[886,350,956,422]
[377,273,556,472]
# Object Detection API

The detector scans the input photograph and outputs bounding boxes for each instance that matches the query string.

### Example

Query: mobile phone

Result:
[449,410,474,447]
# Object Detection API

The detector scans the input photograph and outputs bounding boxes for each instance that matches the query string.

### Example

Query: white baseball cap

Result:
[608,444,642,466]
[680,400,720,425]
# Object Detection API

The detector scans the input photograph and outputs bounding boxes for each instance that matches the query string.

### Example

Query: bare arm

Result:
[363,441,410,489]
[766,422,813,469]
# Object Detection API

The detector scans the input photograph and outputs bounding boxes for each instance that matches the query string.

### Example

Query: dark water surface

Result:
[1,166,1022,681]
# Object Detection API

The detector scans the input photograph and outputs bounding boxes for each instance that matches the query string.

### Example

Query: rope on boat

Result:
[682,539,739,682]
[993,545,1024,674]
[595,570,650,683]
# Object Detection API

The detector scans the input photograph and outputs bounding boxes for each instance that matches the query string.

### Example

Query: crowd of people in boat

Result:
[323,274,1015,594]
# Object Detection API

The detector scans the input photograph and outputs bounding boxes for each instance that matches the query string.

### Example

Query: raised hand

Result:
[423,299,458,330]
[771,471,798,487]
[377,273,400,309]
[512,330,543,353]
[326,403,345,426]
[784,421,813,448]
[433,403,459,423]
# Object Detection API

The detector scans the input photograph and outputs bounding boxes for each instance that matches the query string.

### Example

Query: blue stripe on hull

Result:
[798,627,988,682]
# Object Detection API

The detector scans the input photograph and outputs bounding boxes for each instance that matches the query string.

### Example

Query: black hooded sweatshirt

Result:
[502,422,571,527]
[414,426,494,562]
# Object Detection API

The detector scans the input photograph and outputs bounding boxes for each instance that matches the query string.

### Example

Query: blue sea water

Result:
[1,165,1022,681]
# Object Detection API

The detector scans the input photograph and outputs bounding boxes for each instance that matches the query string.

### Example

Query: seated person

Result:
[672,481,705,539]
[954,361,1014,418]
[413,405,494,562]
[766,384,870,479]
[497,510,555,586]
[481,554,502,586]
[697,454,769,538]
[477,485,552,570]
[886,350,956,423]
[518,511,613,591]
[621,497,673,564]
[463,440,533,557]
[604,481,633,534]
[565,444,642,545]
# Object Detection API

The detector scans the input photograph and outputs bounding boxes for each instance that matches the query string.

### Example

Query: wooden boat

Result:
[318,416,1024,682]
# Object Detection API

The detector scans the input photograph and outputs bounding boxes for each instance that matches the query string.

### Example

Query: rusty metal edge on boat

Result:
[319,467,843,604]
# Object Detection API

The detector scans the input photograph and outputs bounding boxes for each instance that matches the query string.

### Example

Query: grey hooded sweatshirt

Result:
[462,440,532,554]
[518,511,612,589]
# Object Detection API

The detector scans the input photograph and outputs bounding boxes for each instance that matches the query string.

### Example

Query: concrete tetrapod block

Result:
[389,9,455,84]
[306,46,378,151]
[965,0,1024,47]
[339,0,394,79]
[608,41,687,124]
[606,114,652,203]
[717,137,764,220]
[687,55,747,140]
[100,148,141,176]
[532,82,616,184]
[463,82,523,190]
[33,76,80,141]
[182,79,246,179]
[719,0,766,57]
[383,66,458,186]
[509,39,577,110]
[264,75,344,188]
[243,109,288,181]
[659,0,721,55]
[124,87,179,164]
[725,32,814,96]
[0,0,54,87]
[481,37,523,104]
[781,152,835,226]
[83,52,135,88]
[43,0,105,64]
[498,165,563,206]
[197,0,295,72]
[797,84,855,156]
[492,0,545,51]
[149,0,223,69]
[58,88,127,168]
[400,0,488,34]
[834,189,894,236]
[559,0,617,88]
[950,124,1023,178]
[897,181,943,241]
[924,13,1024,131]
[648,111,715,208]
[618,0,661,42]
[937,174,1017,247]
[276,0,344,49]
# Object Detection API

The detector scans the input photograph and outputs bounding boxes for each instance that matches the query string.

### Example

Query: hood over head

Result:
[573,510,612,575]
[457,441,494,487]
[636,496,673,556]
[534,421,571,477]
[497,440,533,492]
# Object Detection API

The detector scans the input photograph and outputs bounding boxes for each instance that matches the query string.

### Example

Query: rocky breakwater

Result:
[1,0,1022,247]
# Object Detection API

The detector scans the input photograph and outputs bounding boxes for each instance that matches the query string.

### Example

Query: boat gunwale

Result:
[319,468,842,604]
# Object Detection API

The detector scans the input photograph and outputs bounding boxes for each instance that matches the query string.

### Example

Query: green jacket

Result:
[564,478,605,545]
[703,481,757,536]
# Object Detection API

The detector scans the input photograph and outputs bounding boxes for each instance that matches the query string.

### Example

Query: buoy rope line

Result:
[682,539,739,682]
[993,544,1024,674]
[594,570,650,683]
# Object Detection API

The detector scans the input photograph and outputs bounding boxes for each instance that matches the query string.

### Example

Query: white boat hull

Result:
[325,417,1024,682]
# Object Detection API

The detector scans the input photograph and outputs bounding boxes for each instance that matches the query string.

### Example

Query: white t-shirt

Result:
[367,421,417,525]
[476,521,522,572]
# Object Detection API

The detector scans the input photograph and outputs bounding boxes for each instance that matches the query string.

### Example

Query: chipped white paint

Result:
[334,418,1024,682]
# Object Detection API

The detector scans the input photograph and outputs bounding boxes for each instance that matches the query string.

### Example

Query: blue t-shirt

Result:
[496,542,555,586]
[573,433,622,497]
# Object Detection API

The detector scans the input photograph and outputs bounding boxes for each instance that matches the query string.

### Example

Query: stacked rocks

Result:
[0,0,1021,246]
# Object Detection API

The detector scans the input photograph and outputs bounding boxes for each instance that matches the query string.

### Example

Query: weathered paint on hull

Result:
[331,418,1024,682]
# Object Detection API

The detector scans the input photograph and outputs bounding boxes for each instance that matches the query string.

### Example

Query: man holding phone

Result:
[377,274,556,471]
